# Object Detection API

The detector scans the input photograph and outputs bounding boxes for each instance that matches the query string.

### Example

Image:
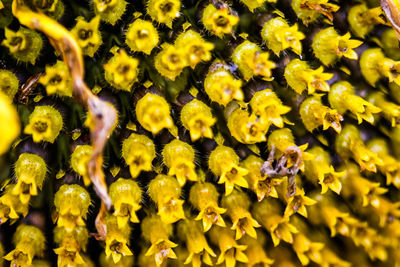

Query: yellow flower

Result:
[231,40,275,81]
[12,153,47,204]
[54,184,91,231]
[177,219,216,266]
[180,99,216,141]
[242,155,281,201]
[93,0,127,25]
[39,60,73,97]
[121,133,156,178]
[321,205,358,237]
[142,214,177,266]
[329,81,381,124]
[239,234,274,266]
[147,0,181,28]
[109,178,142,228]
[0,91,20,155]
[71,16,102,57]
[262,17,305,55]
[300,96,343,133]
[54,242,85,267]
[0,185,27,223]
[105,215,133,263]
[148,175,185,224]
[136,93,174,134]
[368,91,400,127]
[0,69,19,100]
[249,89,291,128]
[222,190,261,240]
[202,4,239,38]
[284,188,317,218]
[240,0,269,12]
[71,145,93,186]
[126,18,159,55]
[104,48,139,91]
[162,139,197,186]
[336,32,362,59]
[4,224,45,267]
[209,145,249,195]
[291,0,340,24]
[189,182,226,232]
[209,227,249,267]
[175,30,214,69]
[336,125,383,172]
[24,105,63,143]
[2,27,43,64]
[320,248,351,267]
[204,63,243,106]
[154,43,187,80]
[284,59,333,94]
[292,233,324,265]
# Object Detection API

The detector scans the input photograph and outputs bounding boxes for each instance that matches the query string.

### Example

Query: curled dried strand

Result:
[260,145,302,197]
[12,0,116,238]
[381,0,400,40]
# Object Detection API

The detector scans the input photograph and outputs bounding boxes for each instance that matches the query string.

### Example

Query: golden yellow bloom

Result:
[320,248,351,267]
[231,40,275,81]
[54,226,89,267]
[39,60,73,97]
[136,93,174,134]
[209,227,248,267]
[253,198,299,246]
[222,190,261,240]
[292,233,324,265]
[329,81,381,124]
[204,63,243,106]
[13,153,47,204]
[291,0,340,24]
[104,48,139,91]
[304,146,344,194]
[126,18,159,55]
[2,27,43,64]
[0,69,19,100]
[71,16,102,57]
[284,59,333,95]
[0,91,20,155]
[180,99,216,141]
[209,145,249,195]
[148,174,185,224]
[300,95,343,133]
[24,105,63,143]
[239,233,274,266]
[142,214,177,266]
[348,4,387,38]
[368,91,400,127]
[154,43,187,80]
[240,0,269,12]
[175,30,214,69]
[93,0,127,25]
[249,89,291,128]
[105,215,133,263]
[284,188,316,218]
[189,182,226,232]
[121,133,156,178]
[109,178,142,228]
[147,0,181,28]
[227,107,268,144]
[54,184,91,231]
[202,4,239,38]
[100,251,134,267]
[162,139,197,186]
[312,27,363,66]
[71,145,93,186]
[0,185,29,224]
[336,125,383,172]
[4,224,45,267]
[262,17,305,55]
[177,219,216,266]
[242,155,281,201]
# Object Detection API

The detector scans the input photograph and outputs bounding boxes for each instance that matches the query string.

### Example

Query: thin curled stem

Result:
[381,0,400,40]
[12,0,116,239]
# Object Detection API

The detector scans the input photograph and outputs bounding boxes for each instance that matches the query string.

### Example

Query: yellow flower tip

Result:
[24,105,63,143]
[195,205,227,232]
[181,99,216,141]
[104,48,139,91]
[202,4,239,38]
[147,0,181,28]
[71,145,93,186]
[157,197,185,224]
[126,18,159,55]
[293,233,324,266]
[105,237,133,264]
[231,214,261,240]
[122,133,156,178]
[0,92,20,155]
[318,166,344,195]
[71,16,102,57]
[54,246,85,267]
[154,42,187,80]
[145,239,178,266]
[284,189,317,218]
[219,164,249,195]
[93,0,127,25]
[136,93,173,134]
